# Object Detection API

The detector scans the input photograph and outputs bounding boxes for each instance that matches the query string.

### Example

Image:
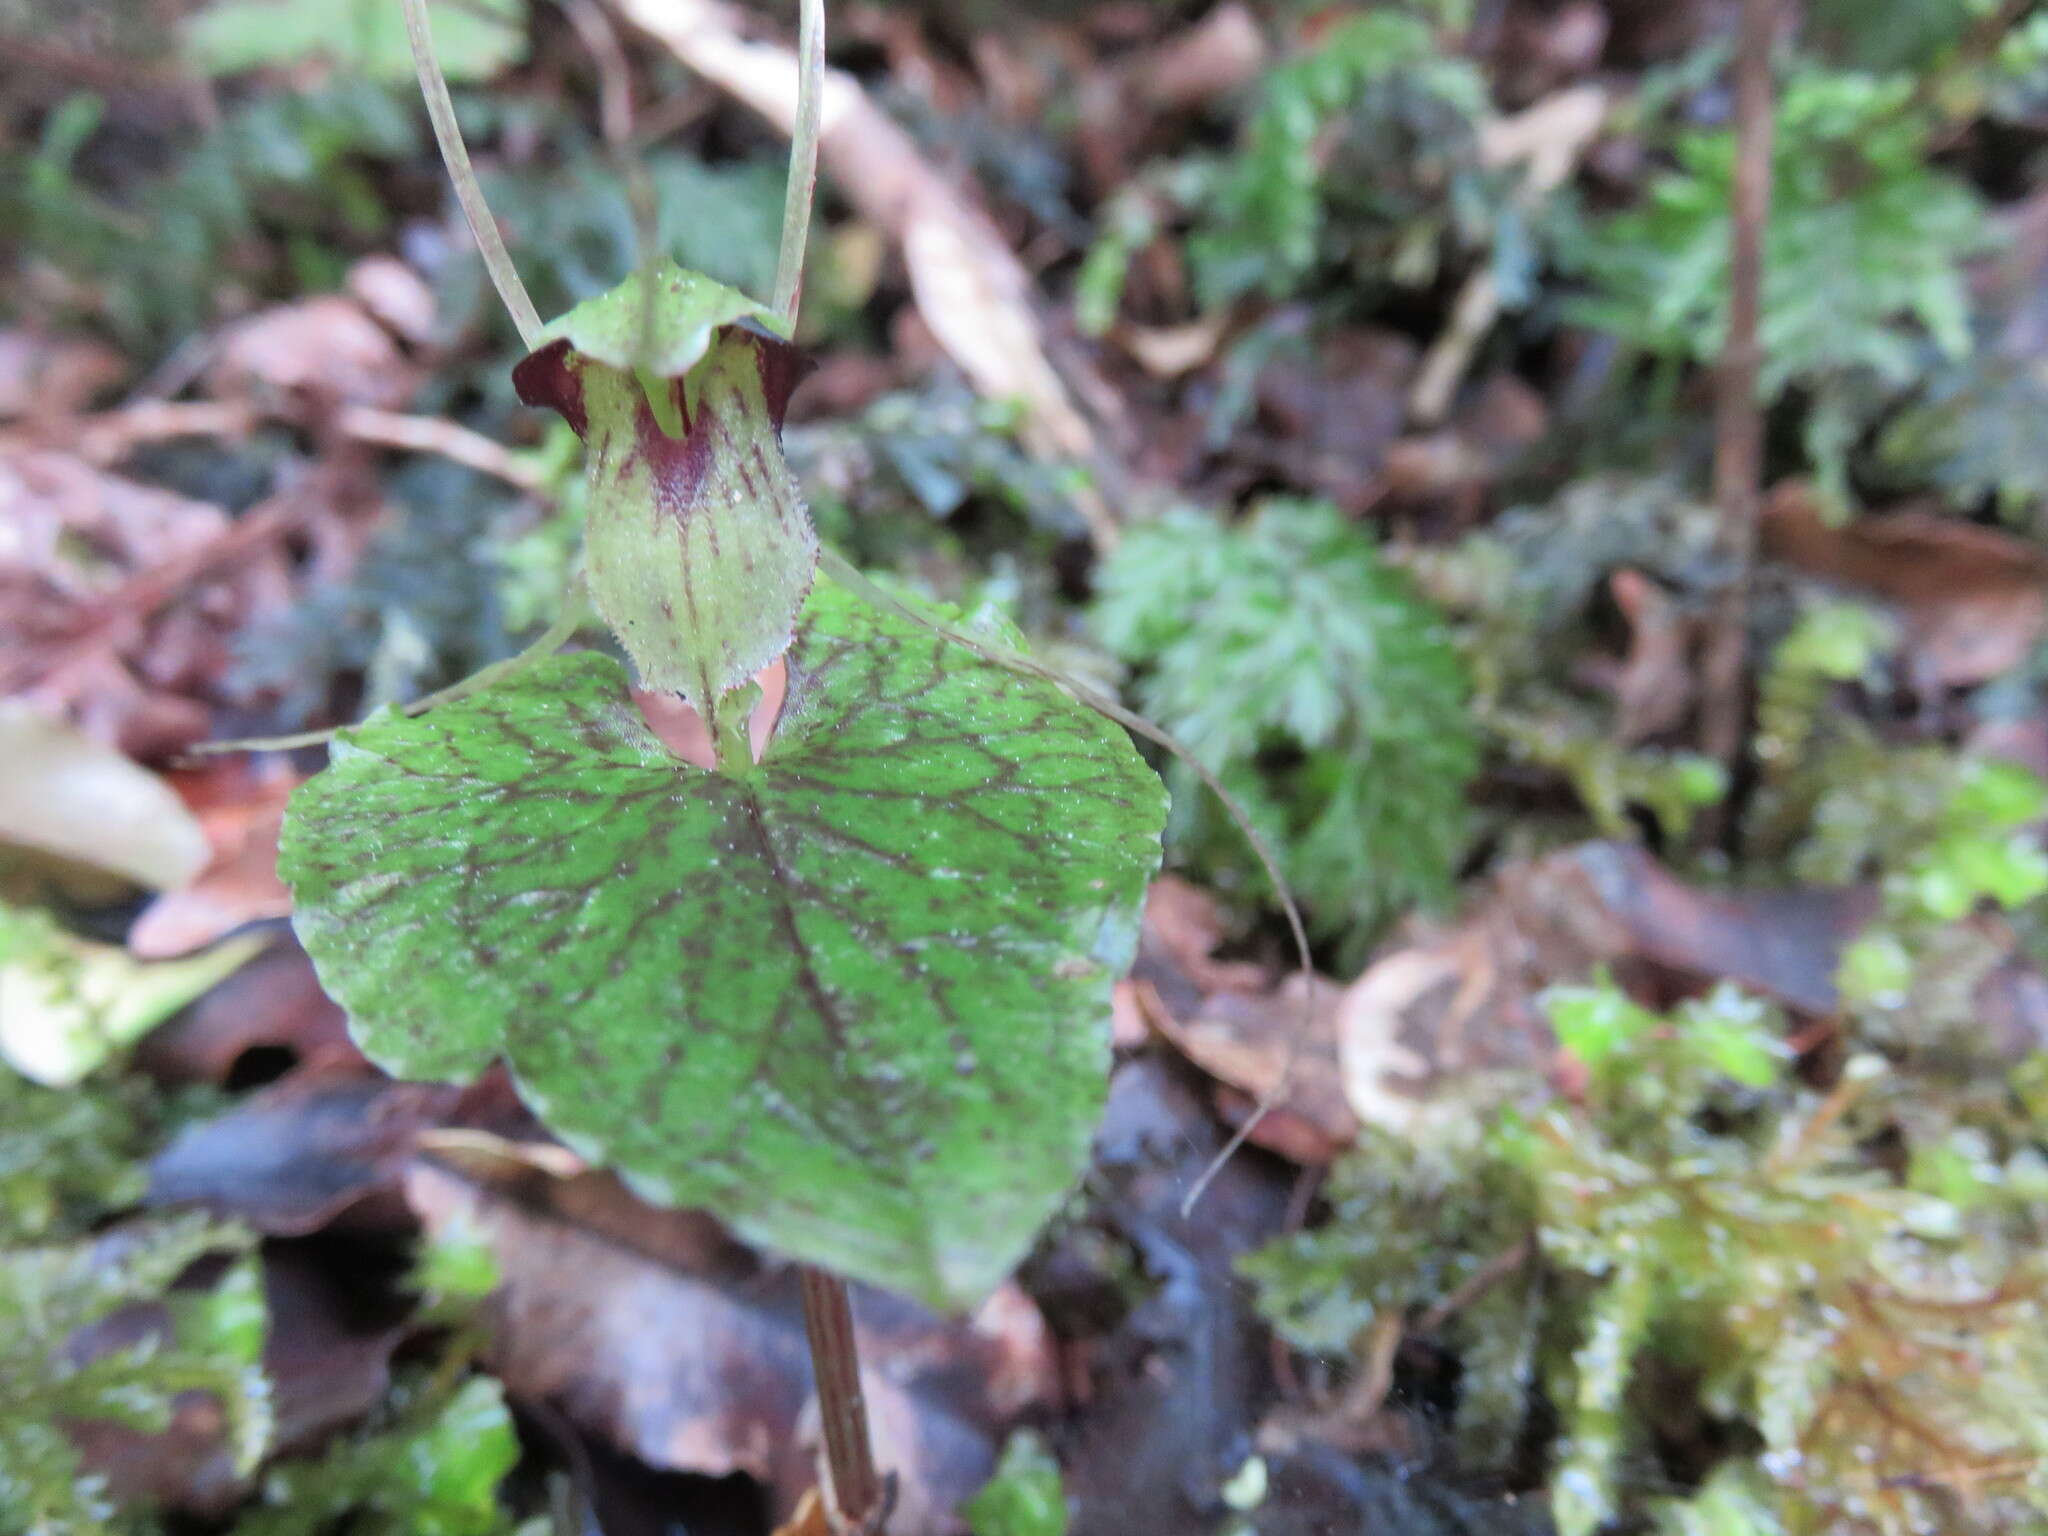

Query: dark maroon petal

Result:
[511,337,588,439]
[732,321,812,431]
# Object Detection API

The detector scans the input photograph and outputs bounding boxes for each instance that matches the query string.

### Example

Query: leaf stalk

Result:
[402,0,544,346]
[772,0,826,329]
[799,1264,887,1533]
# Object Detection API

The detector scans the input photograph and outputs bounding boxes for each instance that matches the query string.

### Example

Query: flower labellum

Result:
[513,263,817,710]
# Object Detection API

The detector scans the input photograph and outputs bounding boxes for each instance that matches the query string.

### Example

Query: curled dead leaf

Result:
[1149,973,1357,1164]
[208,295,417,409]
[130,758,299,958]
[0,701,208,891]
[1605,568,1698,743]
[1335,842,1879,1136]
[1762,481,2048,689]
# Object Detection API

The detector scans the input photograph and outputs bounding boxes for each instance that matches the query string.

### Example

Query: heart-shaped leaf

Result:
[279,579,1164,1308]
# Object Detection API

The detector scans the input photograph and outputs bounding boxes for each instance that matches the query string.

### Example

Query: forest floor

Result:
[5,1,2048,1533]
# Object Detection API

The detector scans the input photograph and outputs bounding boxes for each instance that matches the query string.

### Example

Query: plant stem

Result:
[782,9,882,1514]
[1699,0,1775,815]
[771,0,825,330]
[402,0,543,347]
[798,1265,885,1532]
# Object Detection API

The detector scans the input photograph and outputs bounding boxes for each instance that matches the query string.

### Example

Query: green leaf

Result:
[1681,992,1782,1089]
[963,1430,1068,1536]
[279,578,1165,1309]
[1545,981,1656,1070]
[1950,759,2048,831]
[186,0,527,83]
[234,1375,519,1536]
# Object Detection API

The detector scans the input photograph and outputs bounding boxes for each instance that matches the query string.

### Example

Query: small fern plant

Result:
[1092,498,1477,954]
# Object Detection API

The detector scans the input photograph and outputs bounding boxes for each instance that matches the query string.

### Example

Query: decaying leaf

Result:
[1762,481,2048,688]
[147,1072,519,1234]
[0,701,209,892]
[0,329,124,423]
[132,938,357,1086]
[1145,973,1356,1164]
[1604,568,1699,744]
[207,294,417,410]
[130,759,298,959]
[1336,842,1878,1136]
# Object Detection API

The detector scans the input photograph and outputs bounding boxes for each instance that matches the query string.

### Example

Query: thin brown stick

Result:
[1698,0,1776,806]
[558,0,636,148]
[798,1265,885,1533]
[4,399,546,493]
[1414,1234,1535,1335]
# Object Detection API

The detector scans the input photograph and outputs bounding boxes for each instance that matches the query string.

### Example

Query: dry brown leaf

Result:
[1336,842,1880,1136]
[0,701,208,891]
[0,328,125,422]
[1138,876,1268,995]
[132,938,357,1086]
[1762,481,2048,688]
[1607,568,1698,743]
[130,759,299,958]
[344,255,439,348]
[207,295,417,409]
[1,448,229,601]
[0,446,296,755]
[1116,313,1230,380]
[1251,328,1415,513]
[1338,911,1555,1140]
[147,1073,493,1234]
[1150,973,1356,1163]
[1128,2,1267,112]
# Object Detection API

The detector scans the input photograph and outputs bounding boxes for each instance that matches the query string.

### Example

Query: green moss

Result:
[1248,982,2048,1535]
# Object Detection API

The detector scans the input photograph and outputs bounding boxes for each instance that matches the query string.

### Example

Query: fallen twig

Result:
[1414,1234,1536,1335]
[2,400,547,494]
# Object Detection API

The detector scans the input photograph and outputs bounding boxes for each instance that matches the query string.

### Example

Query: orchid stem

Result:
[771,0,825,331]
[799,1265,886,1533]
[402,0,544,348]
